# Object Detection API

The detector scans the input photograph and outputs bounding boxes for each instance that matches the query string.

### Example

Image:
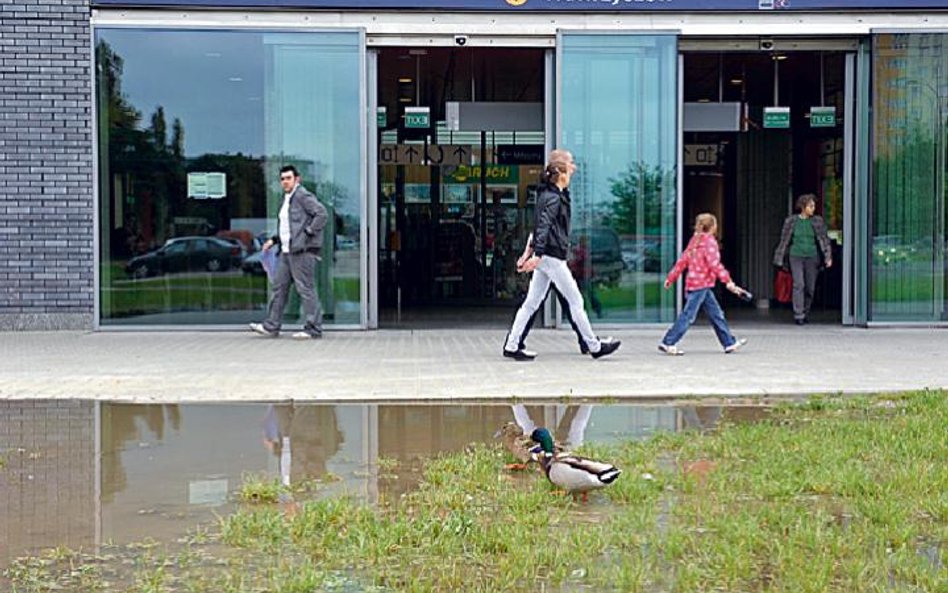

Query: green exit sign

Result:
[404,107,430,129]
[810,106,836,128]
[763,107,790,129]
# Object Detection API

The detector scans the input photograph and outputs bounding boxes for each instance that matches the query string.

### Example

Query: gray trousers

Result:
[504,256,601,354]
[263,250,322,334]
[789,255,820,320]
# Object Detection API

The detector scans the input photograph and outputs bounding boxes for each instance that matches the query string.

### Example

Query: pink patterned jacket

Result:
[665,232,732,292]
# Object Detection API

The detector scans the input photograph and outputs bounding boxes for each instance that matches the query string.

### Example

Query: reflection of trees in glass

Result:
[97,39,266,257]
[606,163,675,236]
[873,122,941,246]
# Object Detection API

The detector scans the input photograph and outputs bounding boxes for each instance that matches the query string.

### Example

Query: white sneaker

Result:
[658,343,684,356]
[292,331,322,340]
[724,337,747,354]
[249,322,277,337]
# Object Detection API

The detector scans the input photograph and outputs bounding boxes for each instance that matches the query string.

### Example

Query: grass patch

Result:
[6,391,947,592]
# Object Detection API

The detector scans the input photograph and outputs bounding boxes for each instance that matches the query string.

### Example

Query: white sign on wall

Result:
[187,172,227,199]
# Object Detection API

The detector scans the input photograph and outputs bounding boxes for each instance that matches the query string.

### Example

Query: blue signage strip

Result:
[90,0,948,10]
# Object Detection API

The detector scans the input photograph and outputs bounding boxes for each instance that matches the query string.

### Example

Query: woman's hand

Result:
[520,255,541,273]
[725,281,740,294]
[663,279,672,290]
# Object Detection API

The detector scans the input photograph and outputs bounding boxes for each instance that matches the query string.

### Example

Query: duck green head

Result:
[530,427,555,454]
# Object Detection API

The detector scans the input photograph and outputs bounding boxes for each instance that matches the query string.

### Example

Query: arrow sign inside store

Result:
[379,144,472,166]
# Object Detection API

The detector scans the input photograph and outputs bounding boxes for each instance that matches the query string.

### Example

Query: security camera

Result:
[454,35,469,47]
[759,39,775,51]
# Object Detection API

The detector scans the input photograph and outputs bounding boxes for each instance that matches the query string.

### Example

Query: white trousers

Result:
[504,256,601,354]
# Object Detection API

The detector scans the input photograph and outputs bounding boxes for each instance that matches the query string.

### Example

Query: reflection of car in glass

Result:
[241,250,268,276]
[572,227,624,286]
[873,235,916,266]
[620,237,662,272]
[336,235,358,250]
[125,236,244,279]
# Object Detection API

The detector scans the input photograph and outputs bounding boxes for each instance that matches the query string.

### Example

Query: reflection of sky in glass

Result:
[99,29,266,157]
[98,28,363,219]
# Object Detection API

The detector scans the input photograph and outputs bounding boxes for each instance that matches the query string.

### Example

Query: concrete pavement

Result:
[1,325,945,402]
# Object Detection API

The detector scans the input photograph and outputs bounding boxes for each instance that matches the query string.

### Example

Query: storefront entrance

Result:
[374,47,547,328]
[371,33,680,329]
[681,45,855,325]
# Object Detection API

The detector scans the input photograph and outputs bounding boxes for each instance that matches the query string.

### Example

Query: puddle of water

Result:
[0,400,769,574]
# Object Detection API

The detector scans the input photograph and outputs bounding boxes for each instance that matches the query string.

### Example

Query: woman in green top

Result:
[773,194,833,325]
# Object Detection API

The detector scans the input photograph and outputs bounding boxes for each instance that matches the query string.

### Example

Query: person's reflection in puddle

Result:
[510,403,593,449]
[262,404,343,514]
[679,405,723,432]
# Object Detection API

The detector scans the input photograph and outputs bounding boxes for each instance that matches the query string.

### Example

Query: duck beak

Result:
[492,429,502,438]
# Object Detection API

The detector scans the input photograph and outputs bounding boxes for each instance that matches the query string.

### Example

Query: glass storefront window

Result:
[96,28,363,326]
[871,33,947,322]
[558,33,678,323]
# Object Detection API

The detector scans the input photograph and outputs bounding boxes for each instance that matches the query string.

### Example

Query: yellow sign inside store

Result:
[444,165,518,184]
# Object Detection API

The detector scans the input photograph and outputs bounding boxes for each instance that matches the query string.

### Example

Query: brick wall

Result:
[0,400,96,567]
[0,0,94,330]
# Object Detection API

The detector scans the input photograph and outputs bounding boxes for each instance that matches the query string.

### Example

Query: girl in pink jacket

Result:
[659,213,747,355]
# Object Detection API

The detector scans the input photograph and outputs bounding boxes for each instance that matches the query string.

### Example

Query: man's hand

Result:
[825,259,833,268]
[262,239,274,252]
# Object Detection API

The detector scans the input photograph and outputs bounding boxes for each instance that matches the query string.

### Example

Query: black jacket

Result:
[533,183,571,260]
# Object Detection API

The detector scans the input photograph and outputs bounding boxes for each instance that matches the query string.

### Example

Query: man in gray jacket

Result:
[250,165,328,339]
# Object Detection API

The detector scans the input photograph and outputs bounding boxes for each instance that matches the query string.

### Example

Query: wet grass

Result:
[5,390,947,592]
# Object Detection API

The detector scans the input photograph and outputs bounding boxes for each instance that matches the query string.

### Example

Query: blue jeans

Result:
[662,288,736,349]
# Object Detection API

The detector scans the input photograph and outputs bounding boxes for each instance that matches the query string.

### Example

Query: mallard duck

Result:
[494,422,545,470]
[530,427,621,501]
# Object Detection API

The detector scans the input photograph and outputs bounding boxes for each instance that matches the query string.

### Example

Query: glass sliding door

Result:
[557,32,678,324]
[870,32,947,322]
[95,28,365,327]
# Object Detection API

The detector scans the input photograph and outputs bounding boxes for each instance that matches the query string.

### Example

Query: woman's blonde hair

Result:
[693,213,718,234]
[542,160,571,185]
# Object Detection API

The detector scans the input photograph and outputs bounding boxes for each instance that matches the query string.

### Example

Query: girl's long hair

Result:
[687,213,718,257]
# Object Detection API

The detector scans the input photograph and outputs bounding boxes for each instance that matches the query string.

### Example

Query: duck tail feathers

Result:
[599,468,622,484]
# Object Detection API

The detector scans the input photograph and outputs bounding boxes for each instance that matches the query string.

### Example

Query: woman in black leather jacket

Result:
[501,158,620,361]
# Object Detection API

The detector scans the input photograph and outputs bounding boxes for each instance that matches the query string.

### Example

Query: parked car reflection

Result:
[621,237,662,272]
[125,236,244,279]
[572,227,624,286]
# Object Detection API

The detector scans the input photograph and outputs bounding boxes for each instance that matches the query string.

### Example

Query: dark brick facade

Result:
[0,0,94,330]
[0,400,96,567]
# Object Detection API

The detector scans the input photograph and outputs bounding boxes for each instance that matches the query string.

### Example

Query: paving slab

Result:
[1,326,945,402]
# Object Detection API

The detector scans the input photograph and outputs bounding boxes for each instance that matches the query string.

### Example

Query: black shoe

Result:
[794,318,805,326]
[579,340,589,355]
[591,338,621,359]
[503,349,536,361]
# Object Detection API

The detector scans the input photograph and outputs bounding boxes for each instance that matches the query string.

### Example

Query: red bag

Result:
[774,268,792,303]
